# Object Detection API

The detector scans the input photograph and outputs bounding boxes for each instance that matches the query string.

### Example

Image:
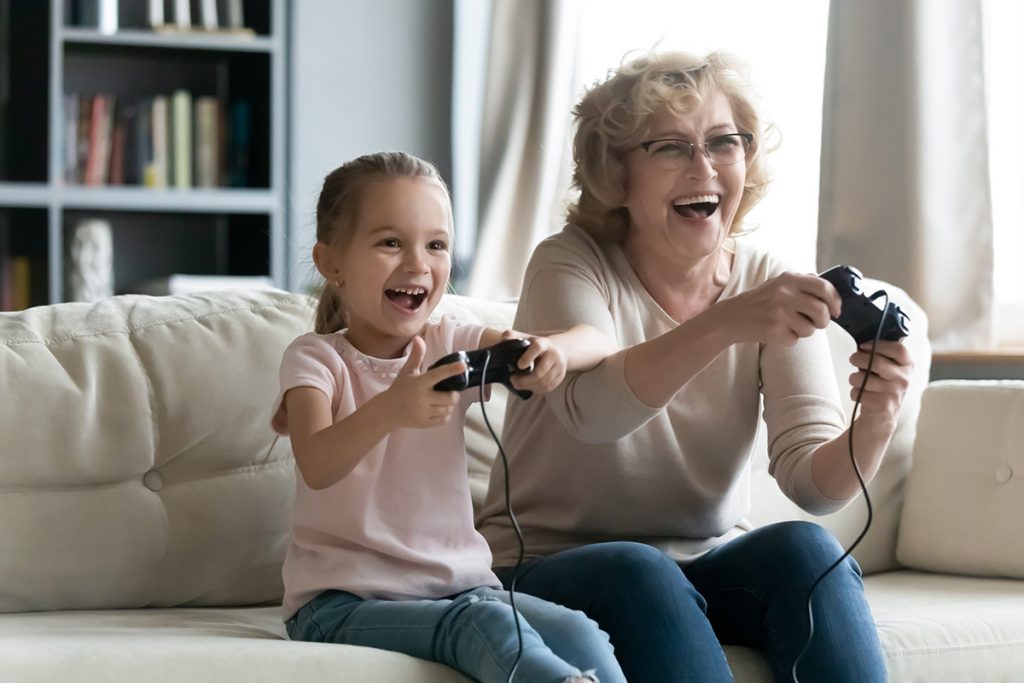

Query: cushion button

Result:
[143,470,164,491]
[996,465,1013,484]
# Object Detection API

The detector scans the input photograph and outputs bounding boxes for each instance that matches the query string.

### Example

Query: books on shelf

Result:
[148,0,249,34]
[173,0,190,31]
[135,274,276,296]
[171,89,192,188]
[75,0,118,34]
[0,216,31,311]
[63,90,249,190]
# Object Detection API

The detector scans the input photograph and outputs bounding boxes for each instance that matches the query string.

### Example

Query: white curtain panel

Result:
[458,0,582,300]
[818,0,994,350]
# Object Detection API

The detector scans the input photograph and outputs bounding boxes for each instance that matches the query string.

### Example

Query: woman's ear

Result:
[313,242,343,287]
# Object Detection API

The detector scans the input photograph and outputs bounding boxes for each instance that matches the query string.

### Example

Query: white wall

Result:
[286,0,453,291]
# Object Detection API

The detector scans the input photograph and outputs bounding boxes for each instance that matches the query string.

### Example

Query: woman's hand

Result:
[379,336,465,429]
[717,272,842,346]
[847,340,914,419]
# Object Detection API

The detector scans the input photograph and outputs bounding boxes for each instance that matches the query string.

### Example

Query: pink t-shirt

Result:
[272,316,500,619]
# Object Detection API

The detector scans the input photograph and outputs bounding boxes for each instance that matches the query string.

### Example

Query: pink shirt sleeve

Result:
[270,334,345,435]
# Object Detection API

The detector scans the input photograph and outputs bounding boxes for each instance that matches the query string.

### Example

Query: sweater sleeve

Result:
[760,329,850,515]
[516,234,661,443]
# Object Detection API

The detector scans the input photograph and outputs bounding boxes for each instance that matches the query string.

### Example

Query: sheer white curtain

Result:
[576,1,831,272]
[982,0,1024,346]
[452,0,581,300]
[453,0,829,299]
[817,0,994,350]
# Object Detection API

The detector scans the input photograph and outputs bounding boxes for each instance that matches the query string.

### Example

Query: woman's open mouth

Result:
[385,286,428,311]
[673,194,720,219]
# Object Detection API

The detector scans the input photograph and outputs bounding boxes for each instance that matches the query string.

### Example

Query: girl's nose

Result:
[403,249,429,272]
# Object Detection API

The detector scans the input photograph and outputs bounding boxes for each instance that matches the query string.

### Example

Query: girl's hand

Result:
[718,272,842,346]
[848,340,914,419]
[381,336,465,429]
[501,329,569,395]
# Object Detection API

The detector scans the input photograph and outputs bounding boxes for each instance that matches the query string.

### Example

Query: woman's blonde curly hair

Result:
[567,50,772,243]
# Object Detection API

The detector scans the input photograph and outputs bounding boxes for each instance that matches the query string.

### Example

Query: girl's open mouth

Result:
[385,286,428,311]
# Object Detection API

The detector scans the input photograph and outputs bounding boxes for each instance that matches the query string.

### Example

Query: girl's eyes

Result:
[373,238,449,251]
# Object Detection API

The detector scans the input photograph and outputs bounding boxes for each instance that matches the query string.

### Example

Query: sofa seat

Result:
[3,571,1022,682]
[0,607,470,683]
[866,571,1024,681]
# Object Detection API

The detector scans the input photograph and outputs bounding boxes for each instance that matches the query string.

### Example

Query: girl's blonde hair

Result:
[313,151,449,334]
[568,50,772,242]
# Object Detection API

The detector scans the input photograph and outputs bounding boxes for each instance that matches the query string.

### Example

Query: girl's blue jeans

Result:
[495,521,887,683]
[286,585,626,683]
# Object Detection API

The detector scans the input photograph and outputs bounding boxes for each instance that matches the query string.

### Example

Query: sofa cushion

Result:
[0,607,469,682]
[865,571,1024,681]
[896,380,1024,578]
[0,290,313,613]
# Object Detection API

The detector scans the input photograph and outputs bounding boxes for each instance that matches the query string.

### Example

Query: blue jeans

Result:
[495,521,887,683]
[286,585,627,683]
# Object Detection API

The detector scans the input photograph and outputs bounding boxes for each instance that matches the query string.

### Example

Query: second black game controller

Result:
[819,265,910,344]
[430,338,535,400]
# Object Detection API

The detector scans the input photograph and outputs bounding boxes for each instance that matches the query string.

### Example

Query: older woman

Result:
[477,51,913,682]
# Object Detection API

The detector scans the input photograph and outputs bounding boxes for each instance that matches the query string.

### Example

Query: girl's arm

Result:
[285,337,468,490]
[478,324,617,395]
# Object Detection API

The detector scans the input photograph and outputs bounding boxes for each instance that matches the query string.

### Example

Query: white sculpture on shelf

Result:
[68,219,114,303]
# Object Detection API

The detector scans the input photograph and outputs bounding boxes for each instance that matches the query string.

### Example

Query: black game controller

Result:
[430,338,535,400]
[819,265,910,344]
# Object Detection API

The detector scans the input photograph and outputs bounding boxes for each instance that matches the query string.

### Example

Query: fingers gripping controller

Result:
[819,265,910,344]
[430,338,535,400]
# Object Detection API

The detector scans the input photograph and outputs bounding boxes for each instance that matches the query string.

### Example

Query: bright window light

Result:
[576,1,831,271]
[982,0,1024,346]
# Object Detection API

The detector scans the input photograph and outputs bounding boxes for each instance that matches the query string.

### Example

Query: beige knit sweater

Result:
[477,225,849,567]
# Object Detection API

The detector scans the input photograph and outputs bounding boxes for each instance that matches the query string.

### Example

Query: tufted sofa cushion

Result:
[896,380,1024,578]
[0,290,313,613]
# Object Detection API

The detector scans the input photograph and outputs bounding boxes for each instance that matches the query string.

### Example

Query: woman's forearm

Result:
[810,411,898,500]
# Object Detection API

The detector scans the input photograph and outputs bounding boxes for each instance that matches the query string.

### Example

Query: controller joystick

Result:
[430,338,535,400]
[819,265,910,344]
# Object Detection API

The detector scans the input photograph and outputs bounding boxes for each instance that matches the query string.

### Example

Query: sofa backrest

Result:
[0,284,929,614]
[0,290,313,613]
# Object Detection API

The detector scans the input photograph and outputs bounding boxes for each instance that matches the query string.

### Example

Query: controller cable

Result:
[791,292,890,683]
[478,351,526,683]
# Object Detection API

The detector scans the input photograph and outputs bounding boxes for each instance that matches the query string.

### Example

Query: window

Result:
[982,0,1024,346]
[576,1,831,271]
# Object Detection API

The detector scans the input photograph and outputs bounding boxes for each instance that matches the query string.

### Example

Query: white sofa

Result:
[1,287,1023,682]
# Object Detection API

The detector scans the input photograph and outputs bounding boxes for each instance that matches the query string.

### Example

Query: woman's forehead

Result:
[646,91,735,134]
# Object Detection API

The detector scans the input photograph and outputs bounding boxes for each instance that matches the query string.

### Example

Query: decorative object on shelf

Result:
[68,218,114,302]
[75,0,118,34]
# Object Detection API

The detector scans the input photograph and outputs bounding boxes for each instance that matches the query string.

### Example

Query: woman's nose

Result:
[687,148,718,180]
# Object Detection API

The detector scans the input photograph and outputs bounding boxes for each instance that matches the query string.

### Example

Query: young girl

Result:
[271,152,624,683]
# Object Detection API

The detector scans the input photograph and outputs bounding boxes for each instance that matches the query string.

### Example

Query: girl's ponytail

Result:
[314,281,347,334]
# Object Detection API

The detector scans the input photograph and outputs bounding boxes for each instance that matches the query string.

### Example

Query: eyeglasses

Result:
[638,133,753,169]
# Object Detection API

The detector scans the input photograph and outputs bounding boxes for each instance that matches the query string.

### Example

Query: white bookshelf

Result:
[0,0,286,307]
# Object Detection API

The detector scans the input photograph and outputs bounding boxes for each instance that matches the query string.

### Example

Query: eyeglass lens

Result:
[645,134,749,169]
